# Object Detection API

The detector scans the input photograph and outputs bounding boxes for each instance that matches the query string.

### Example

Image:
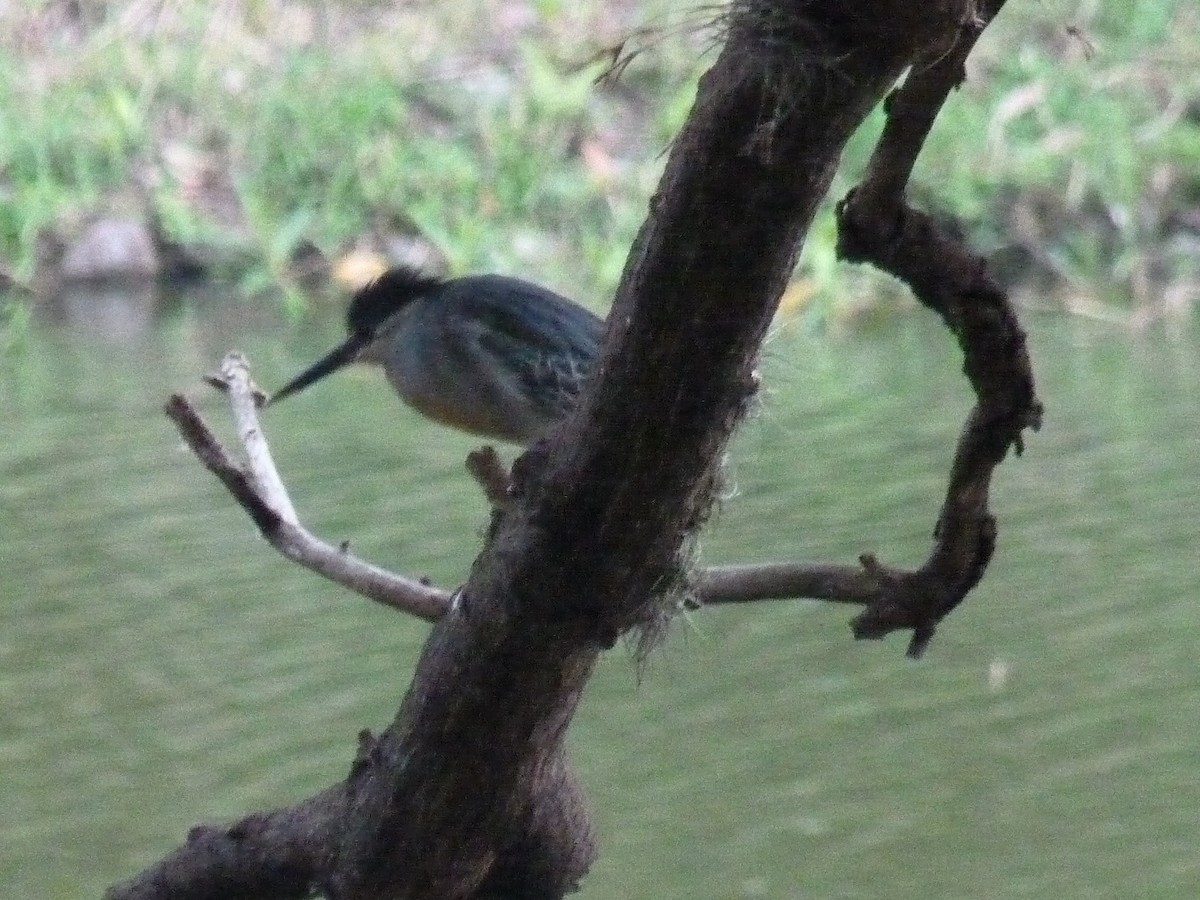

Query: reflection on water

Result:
[1,298,1198,898]
[41,279,164,344]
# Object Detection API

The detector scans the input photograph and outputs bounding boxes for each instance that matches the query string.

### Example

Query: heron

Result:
[270,267,604,445]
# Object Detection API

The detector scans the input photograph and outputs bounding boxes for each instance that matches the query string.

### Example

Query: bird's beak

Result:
[268,331,371,406]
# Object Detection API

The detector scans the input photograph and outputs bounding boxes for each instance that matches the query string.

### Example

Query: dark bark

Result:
[111,2,1034,898]
[834,0,1042,656]
[517,3,963,641]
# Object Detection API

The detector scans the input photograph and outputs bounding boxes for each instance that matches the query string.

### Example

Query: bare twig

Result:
[166,394,281,534]
[202,372,269,408]
[697,561,882,606]
[466,446,512,508]
[167,355,451,622]
[214,352,299,525]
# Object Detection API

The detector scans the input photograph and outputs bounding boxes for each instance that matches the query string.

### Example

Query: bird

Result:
[269,266,604,445]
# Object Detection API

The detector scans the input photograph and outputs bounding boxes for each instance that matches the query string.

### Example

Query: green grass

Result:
[920,0,1200,315]
[0,0,1197,321]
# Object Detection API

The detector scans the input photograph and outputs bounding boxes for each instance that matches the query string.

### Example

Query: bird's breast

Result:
[384,346,549,445]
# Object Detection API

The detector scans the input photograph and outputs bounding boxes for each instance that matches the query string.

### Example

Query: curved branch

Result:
[827,0,1041,656]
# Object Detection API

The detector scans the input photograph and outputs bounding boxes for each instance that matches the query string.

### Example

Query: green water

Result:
[2,298,1198,898]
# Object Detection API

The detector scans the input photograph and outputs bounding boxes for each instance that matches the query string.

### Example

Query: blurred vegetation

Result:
[0,0,1197,325]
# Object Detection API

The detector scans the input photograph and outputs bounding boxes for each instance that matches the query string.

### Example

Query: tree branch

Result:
[211,352,300,526]
[697,562,883,606]
[167,356,451,622]
[830,0,1042,656]
[174,357,943,620]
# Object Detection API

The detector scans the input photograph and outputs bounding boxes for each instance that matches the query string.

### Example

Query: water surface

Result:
[2,296,1198,898]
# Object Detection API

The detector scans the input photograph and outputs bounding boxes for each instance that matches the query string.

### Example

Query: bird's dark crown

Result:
[346,266,445,335]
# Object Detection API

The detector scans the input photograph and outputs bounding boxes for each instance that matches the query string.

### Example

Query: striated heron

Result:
[270,267,604,444]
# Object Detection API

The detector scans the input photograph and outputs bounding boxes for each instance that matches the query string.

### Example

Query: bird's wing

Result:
[449,277,604,421]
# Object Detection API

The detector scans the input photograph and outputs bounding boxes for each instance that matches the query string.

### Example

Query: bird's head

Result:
[269,266,444,406]
[344,266,444,337]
